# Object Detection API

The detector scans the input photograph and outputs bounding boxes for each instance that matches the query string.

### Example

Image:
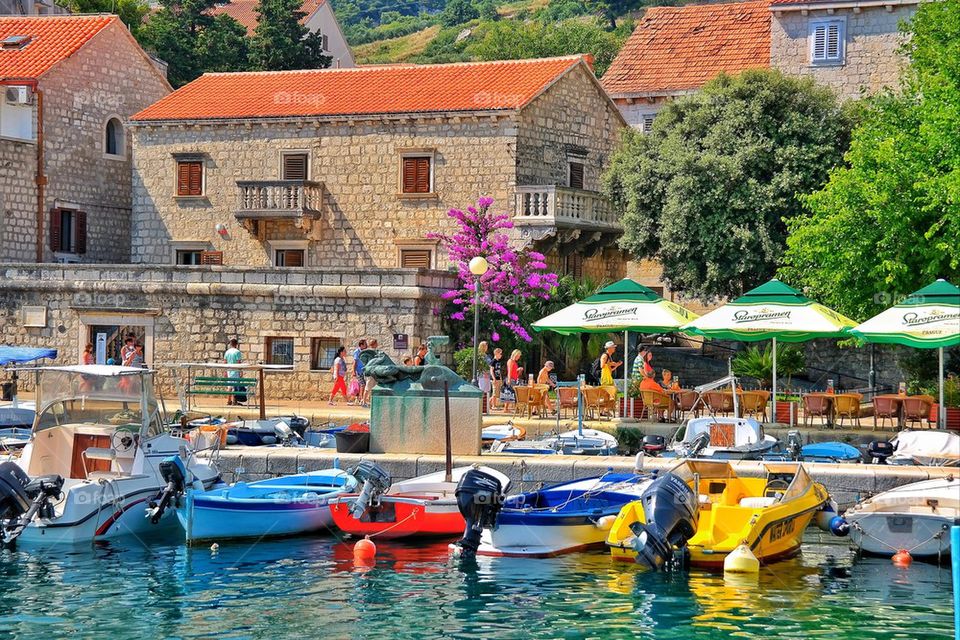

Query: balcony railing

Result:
[514,185,621,232]
[235,180,324,220]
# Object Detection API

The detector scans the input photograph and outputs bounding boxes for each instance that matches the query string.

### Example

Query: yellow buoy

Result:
[724,543,760,574]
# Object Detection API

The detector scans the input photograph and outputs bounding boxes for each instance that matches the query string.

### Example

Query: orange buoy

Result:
[892,549,912,567]
[354,536,377,562]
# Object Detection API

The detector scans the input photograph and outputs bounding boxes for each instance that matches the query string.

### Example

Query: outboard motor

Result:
[642,435,666,457]
[0,461,64,548]
[146,456,187,525]
[273,422,302,446]
[453,468,504,559]
[629,472,699,571]
[786,430,803,461]
[350,461,392,519]
[867,440,894,465]
[679,431,711,459]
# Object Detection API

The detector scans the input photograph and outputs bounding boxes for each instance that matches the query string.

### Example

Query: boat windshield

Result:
[667,460,736,483]
[769,463,813,503]
[34,369,161,435]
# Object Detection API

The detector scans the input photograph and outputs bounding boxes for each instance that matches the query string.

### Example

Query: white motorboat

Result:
[668,417,779,460]
[0,365,220,547]
[886,430,960,467]
[834,476,959,560]
[491,429,618,456]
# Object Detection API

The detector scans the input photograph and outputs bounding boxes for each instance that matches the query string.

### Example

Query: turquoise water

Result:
[0,531,954,640]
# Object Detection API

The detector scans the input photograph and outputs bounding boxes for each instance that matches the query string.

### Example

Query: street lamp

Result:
[469,256,489,385]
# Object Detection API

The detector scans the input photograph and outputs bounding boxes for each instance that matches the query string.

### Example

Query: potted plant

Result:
[620,378,644,419]
[929,374,960,430]
[732,344,805,424]
[774,391,801,426]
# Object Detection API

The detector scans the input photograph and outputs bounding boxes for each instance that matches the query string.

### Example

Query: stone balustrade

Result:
[514,185,621,232]
[235,180,325,220]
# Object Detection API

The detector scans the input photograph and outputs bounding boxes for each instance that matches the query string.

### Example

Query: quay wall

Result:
[206,448,956,511]
[0,263,455,401]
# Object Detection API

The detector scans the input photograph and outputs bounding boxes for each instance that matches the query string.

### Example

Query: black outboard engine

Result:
[786,430,803,461]
[146,456,188,524]
[630,472,699,571]
[642,435,666,457]
[867,440,894,464]
[350,461,392,519]
[0,461,64,548]
[680,431,711,459]
[453,468,504,559]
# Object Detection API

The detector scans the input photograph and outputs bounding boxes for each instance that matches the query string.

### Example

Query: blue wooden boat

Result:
[176,469,357,543]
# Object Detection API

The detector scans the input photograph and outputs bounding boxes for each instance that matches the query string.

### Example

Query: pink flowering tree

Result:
[429,197,559,342]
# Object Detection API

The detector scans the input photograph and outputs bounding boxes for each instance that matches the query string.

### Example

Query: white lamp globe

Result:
[469,256,489,276]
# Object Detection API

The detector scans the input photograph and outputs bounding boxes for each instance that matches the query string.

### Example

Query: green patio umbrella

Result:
[532,278,699,416]
[851,279,960,429]
[681,279,858,421]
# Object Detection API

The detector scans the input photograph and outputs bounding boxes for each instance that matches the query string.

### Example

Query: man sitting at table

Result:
[639,369,665,393]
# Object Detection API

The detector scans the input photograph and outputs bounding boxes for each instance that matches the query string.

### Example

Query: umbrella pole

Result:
[939,347,945,430]
[771,337,777,424]
[623,330,629,419]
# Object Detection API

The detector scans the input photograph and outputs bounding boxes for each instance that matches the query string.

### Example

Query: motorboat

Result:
[491,429,618,456]
[328,462,511,539]
[0,428,31,452]
[832,476,959,560]
[668,417,779,460]
[225,417,305,446]
[882,430,960,467]
[608,461,831,568]
[171,468,357,543]
[481,422,526,446]
[0,365,220,547]
[451,472,658,558]
[762,431,863,464]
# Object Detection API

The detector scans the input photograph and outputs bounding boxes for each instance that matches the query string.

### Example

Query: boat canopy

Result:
[892,430,960,461]
[682,418,764,447]
[0,346,57,366]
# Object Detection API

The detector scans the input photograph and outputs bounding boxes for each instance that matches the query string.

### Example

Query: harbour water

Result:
[0,531,953,640]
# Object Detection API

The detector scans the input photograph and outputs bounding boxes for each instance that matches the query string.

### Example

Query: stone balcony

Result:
[235,180,325,231]
[513,185,622,253]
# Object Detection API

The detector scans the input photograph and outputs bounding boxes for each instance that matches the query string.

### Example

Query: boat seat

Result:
[739,496,778,509]
[84,447,116,461]
[87,471,127,481]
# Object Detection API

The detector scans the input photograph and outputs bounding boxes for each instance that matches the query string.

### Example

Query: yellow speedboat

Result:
[608,460,829,568]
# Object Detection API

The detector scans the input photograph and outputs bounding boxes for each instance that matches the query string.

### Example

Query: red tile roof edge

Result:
[0,14,118,81]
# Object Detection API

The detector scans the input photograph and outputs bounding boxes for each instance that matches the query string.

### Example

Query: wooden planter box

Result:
[929,405,960,431]
[774,401,797,426]
[620,397,644,419]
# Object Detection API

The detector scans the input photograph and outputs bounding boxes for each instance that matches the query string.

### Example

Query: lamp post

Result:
[469,256,489,385]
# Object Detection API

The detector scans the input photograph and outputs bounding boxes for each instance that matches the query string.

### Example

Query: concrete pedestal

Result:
[370,393,482,456]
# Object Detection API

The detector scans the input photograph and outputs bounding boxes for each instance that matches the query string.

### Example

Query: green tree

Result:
[138,0,249,87]
[440,0,480,27]
[780,0,960,320]
[249,0,332,70]
[604,69,852,300]
[583,0,641,29]
[59,0,150,34]
[477,0,499,22]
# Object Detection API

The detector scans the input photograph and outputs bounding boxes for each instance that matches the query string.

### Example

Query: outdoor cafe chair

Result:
[530,384,551,417]
[583,386,603,420]
[557,386,579,419]
[513,386,532,419]
[832,393,863,429]
[872,396,900,431]
[674,390,699,421]
[802,394,832,428]
[598,386,618,418]
[902,395,934,429]
[704,391,734,417]
[640,390,673,423]
[739,390,770,421]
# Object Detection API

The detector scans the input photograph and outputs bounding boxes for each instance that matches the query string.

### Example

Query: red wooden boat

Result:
[329,465,510,539]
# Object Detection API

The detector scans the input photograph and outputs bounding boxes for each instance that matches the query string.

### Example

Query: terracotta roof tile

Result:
[0,15,116,81]
[132,55,586,122]
[602,1,771,96]
[210,0,326,36]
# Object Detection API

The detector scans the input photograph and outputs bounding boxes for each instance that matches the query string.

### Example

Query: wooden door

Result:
[70,434,112,479]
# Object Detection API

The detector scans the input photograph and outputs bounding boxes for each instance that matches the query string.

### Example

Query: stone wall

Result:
[0,137,37,262]
[770,5,915,100]
[0,264,454,401]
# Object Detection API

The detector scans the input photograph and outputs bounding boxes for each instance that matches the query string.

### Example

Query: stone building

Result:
[0,15,171,264]
[0,0,65,15]
[211,0,355,69]
[129,56,627,282]
[603,0,918,130]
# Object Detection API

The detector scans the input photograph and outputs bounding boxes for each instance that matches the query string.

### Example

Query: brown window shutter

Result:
[200,250,223,265]
[178,161,203,196]
[75,211,87,254]
[415,158,431,193]
[49,208,62,252]
[400,249,431,269]
[402,158,417,193]
[188,162,202,195]
[282,154,308,181]
[177,162,190,195]
[569,162,584,190]
[283,250,304,267]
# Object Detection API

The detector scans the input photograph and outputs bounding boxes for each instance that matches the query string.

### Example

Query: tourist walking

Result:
[490,347,505,411]
[349,339,367,405]
[329,346,349,405]
[476,340,492,397]
[120,335,138,367]
[599,341,622,387]
[537,360,557,414]
[361,339,379,407]
[224,339,243,406]
[82,343,95,365]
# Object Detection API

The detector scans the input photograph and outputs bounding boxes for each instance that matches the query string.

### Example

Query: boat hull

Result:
[180,494,337,542]
[476,520,610,557]
[846,512,955,558]
[329,496,463,539]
